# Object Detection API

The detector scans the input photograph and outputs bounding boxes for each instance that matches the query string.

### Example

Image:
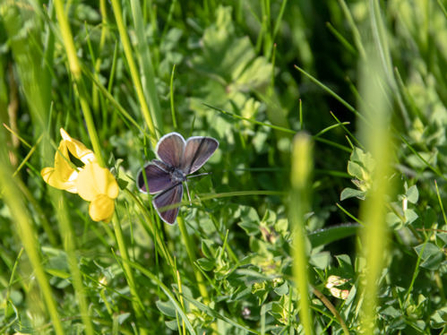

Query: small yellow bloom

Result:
[41,128,118,222]
[77,162,119,222]
[41,128,95,193]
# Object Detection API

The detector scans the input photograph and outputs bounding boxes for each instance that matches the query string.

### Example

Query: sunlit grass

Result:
[1,0,447,334]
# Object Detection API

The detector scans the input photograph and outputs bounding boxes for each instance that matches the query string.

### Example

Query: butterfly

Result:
[137,132,219,224]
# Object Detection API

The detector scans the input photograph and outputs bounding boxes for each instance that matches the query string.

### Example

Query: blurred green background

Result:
[1,0,447,334]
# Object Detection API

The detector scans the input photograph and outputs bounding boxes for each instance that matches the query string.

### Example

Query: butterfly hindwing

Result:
[137,161,174,194]
[152,183,183,224]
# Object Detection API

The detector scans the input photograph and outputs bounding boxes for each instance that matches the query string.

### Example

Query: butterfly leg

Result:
[184,181,192,206]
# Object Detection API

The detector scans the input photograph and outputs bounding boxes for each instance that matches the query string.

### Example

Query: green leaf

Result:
[274,218,289,236]
[274,282,289,296]
[347,161,363,180]
[165,320,179,331]
[307,223,360,247]
[191,6,254,82]
[386,212,401,229]
[406,185,419,203]
[156,300,177,318]
[404,209,418,225]
[351,147,375,169]
[414,243,444,270]
[340,187,365,201]
[116,313,131,325]
[310,251,331,269]
[232,57,273,90]
[430,306,447,329]
[260,209,277,226]
[381,305,402,318]
[238,220,260,236]
[197,258,215,271]
[201,239,216,259]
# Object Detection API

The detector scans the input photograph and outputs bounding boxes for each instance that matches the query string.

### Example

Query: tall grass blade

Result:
[110,0,158,146]
[129,0,164,133]
[290,132,314,334]
[54,0,105,167]
[0,136,64,335]
[357,40,394,335]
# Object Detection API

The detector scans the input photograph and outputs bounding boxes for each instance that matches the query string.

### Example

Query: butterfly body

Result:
[152,160,187,183]
[137,132,219,224]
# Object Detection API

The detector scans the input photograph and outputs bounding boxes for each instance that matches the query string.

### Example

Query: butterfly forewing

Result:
[156,132,185,168]
[153,183,183,224]
[137,162,174,194]
[182,137,219,174]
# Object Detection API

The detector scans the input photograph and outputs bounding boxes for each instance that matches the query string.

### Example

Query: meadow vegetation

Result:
[1,0,447,334]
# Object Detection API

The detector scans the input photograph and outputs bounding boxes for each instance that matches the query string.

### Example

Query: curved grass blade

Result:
[294,65,363,121]
[203,103,295,134]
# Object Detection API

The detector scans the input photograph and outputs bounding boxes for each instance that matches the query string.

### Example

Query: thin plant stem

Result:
[177,216,209,303]
[111,213,148,335]
[126,259,195,333]
[110,0,158,146]
[54,0,105,167]
[311,286,350,335]
[52,190,95,335]
[176,216,219,332]
[92,0,109,132]
[129,0,163,134]
[170,64,178,129]
[124,189,175,269]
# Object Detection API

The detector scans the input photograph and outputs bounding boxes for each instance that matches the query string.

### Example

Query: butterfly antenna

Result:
[187,171,211,179]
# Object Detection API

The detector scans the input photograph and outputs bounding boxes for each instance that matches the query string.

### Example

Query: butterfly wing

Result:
[182,137,219,175]
[153,183,183,224]
[156,132,186,168]
[137,160,173,194]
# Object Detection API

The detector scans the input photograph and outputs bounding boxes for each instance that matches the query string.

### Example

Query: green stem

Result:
[0,155,64,334]
[177,217,209,303]
[112,214,147,334]
[312,286,350,335]
[170,64,178,129]
[357,40,394,335]
[110,0,158,146]
[54,191,95,335]
[290,132,314,335]
[54,0,105,167]
[129,0,163,134]
[177,216,218,333]
[124,189,175,269]
[92,0,109,113]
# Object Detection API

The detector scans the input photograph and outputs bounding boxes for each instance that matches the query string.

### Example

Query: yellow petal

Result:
[41,167,78,193]
[60,128,96,164]
[76,163,99,201]
[88,194,115,222]
[41,139,79,193]
[77,162,119,201]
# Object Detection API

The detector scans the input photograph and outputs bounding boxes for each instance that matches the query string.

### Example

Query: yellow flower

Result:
[41,128,95,193]
[76,162,119,222]
[41,128,118,222]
